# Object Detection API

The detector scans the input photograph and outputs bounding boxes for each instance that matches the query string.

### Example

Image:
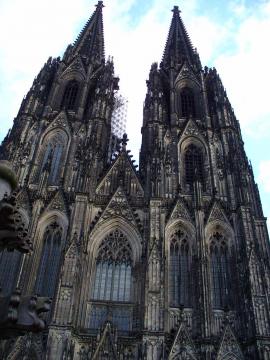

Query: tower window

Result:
[89,229,133,331]
[35,222,63,298]
[184,144,204,187]
[40,142,64,185]
[61,80,79,110]
[210,232,230,309]
[169,229,191,307]
[180,87,196,118]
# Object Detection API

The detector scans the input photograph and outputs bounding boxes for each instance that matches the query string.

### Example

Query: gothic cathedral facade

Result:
[0,2,270,359]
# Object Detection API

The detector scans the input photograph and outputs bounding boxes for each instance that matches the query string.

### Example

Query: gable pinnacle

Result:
[172,5,181,15]
[96,1,104,9]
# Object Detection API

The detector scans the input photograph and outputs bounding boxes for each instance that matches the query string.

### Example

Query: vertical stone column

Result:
[143,199,165,359]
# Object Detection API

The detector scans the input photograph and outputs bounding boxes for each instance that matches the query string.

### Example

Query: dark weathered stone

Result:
[0,2,269,359]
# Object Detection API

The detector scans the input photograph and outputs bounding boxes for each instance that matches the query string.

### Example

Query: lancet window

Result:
[90,229,133,331]
[35,222,63,297]
[180,87,196,118]
[209,232,230,309]
[169,229,191,307]
[0,250,21,295]
[40,133,67,185]
[184,144,204,188]
[61,80,79,110]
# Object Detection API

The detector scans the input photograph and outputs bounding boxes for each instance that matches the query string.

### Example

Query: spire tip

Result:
[96,1,104,9]
[172,5,181,15]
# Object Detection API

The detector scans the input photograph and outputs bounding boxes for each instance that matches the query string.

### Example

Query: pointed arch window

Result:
[0,250,21,295]
[40,132,67,185]
[210,232,230,309]
[184,144,204,188]
[35,222,63,297]
[89,229,133,331]
[61,80,79,110]
[169,229,191,307]
[180,87,196,118]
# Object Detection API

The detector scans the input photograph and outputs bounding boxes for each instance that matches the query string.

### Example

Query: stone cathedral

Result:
[0,2,270,359]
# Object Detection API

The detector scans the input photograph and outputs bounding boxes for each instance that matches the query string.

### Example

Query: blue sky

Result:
[0,0,270,229]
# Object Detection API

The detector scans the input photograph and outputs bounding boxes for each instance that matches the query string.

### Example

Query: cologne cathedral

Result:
[0,2,270,359]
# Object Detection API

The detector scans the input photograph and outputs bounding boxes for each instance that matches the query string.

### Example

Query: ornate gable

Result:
[46,111,71,134]
[61,55,86,79]
[65,232,81,258]
[92,187,139,232]
[167,198,192,225]
[169,323,197,359]
[216,325,244,360]
[96,151,144,197]
[175,61,200,86]
[181,118,201,138]
[92,322,118,360]
[17,188,31,212]
[207,201,230,225]
[45,190,68,215]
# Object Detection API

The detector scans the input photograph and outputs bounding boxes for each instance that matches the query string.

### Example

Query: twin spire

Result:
[161,5,199,69]
[72,1,105,62]
[72,2,198,68]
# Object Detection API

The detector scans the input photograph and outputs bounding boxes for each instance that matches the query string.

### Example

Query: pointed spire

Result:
[161,5,200,69]
[72,1,105,63]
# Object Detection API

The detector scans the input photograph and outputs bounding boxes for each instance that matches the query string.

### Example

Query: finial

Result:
[172,5,181,15]
[96,1,104,8]
[121,133,129,148]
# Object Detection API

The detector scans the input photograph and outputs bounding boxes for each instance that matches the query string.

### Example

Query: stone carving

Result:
[216,325,244,359]
[169,323,197,359]
[45,190,68,214]
[62,55,86,78]
[168,199,193,224]
[207,201,230,225]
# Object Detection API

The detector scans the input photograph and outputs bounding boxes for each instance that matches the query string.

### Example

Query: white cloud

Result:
[214,1,270,136]
[1,0,270,161]
[0,0,269,230]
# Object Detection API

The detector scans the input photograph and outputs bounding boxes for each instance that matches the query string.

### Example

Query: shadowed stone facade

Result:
[0,2,269,359]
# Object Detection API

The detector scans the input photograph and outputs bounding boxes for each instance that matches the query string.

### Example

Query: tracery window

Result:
[184,144,204,188]
[180,87,196,118]
[0,250,21,295]
[61,80,79,110]
[90,229,133,331]
[169,229,191,307]
[40,133,67,185]
[35,222,63,297]
[210,232,230,309]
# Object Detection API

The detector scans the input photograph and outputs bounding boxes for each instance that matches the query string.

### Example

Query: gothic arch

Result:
[82,218,142,331]
[165,220,196,310]
[35,128,70,185]
[205,221,234,249]
[0,210,30,295]
[205,222,234,309]
[37,210,69,239]
[178,135,210,193]
[88,217,142,264]
[175,70,202,119]
[27,211,68,292]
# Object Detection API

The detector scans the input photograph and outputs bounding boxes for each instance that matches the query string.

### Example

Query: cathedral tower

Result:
[0,3,269,359]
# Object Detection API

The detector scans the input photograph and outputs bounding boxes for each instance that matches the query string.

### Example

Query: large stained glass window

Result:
[90,229,133,331]
[169,229,191,307]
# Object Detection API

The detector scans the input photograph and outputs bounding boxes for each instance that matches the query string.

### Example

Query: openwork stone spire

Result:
[72,1,105,62]
[161,5,200,69]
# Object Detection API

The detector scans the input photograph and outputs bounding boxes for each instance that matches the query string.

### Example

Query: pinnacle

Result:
[96,1,104,9]
[172,5,181,15]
